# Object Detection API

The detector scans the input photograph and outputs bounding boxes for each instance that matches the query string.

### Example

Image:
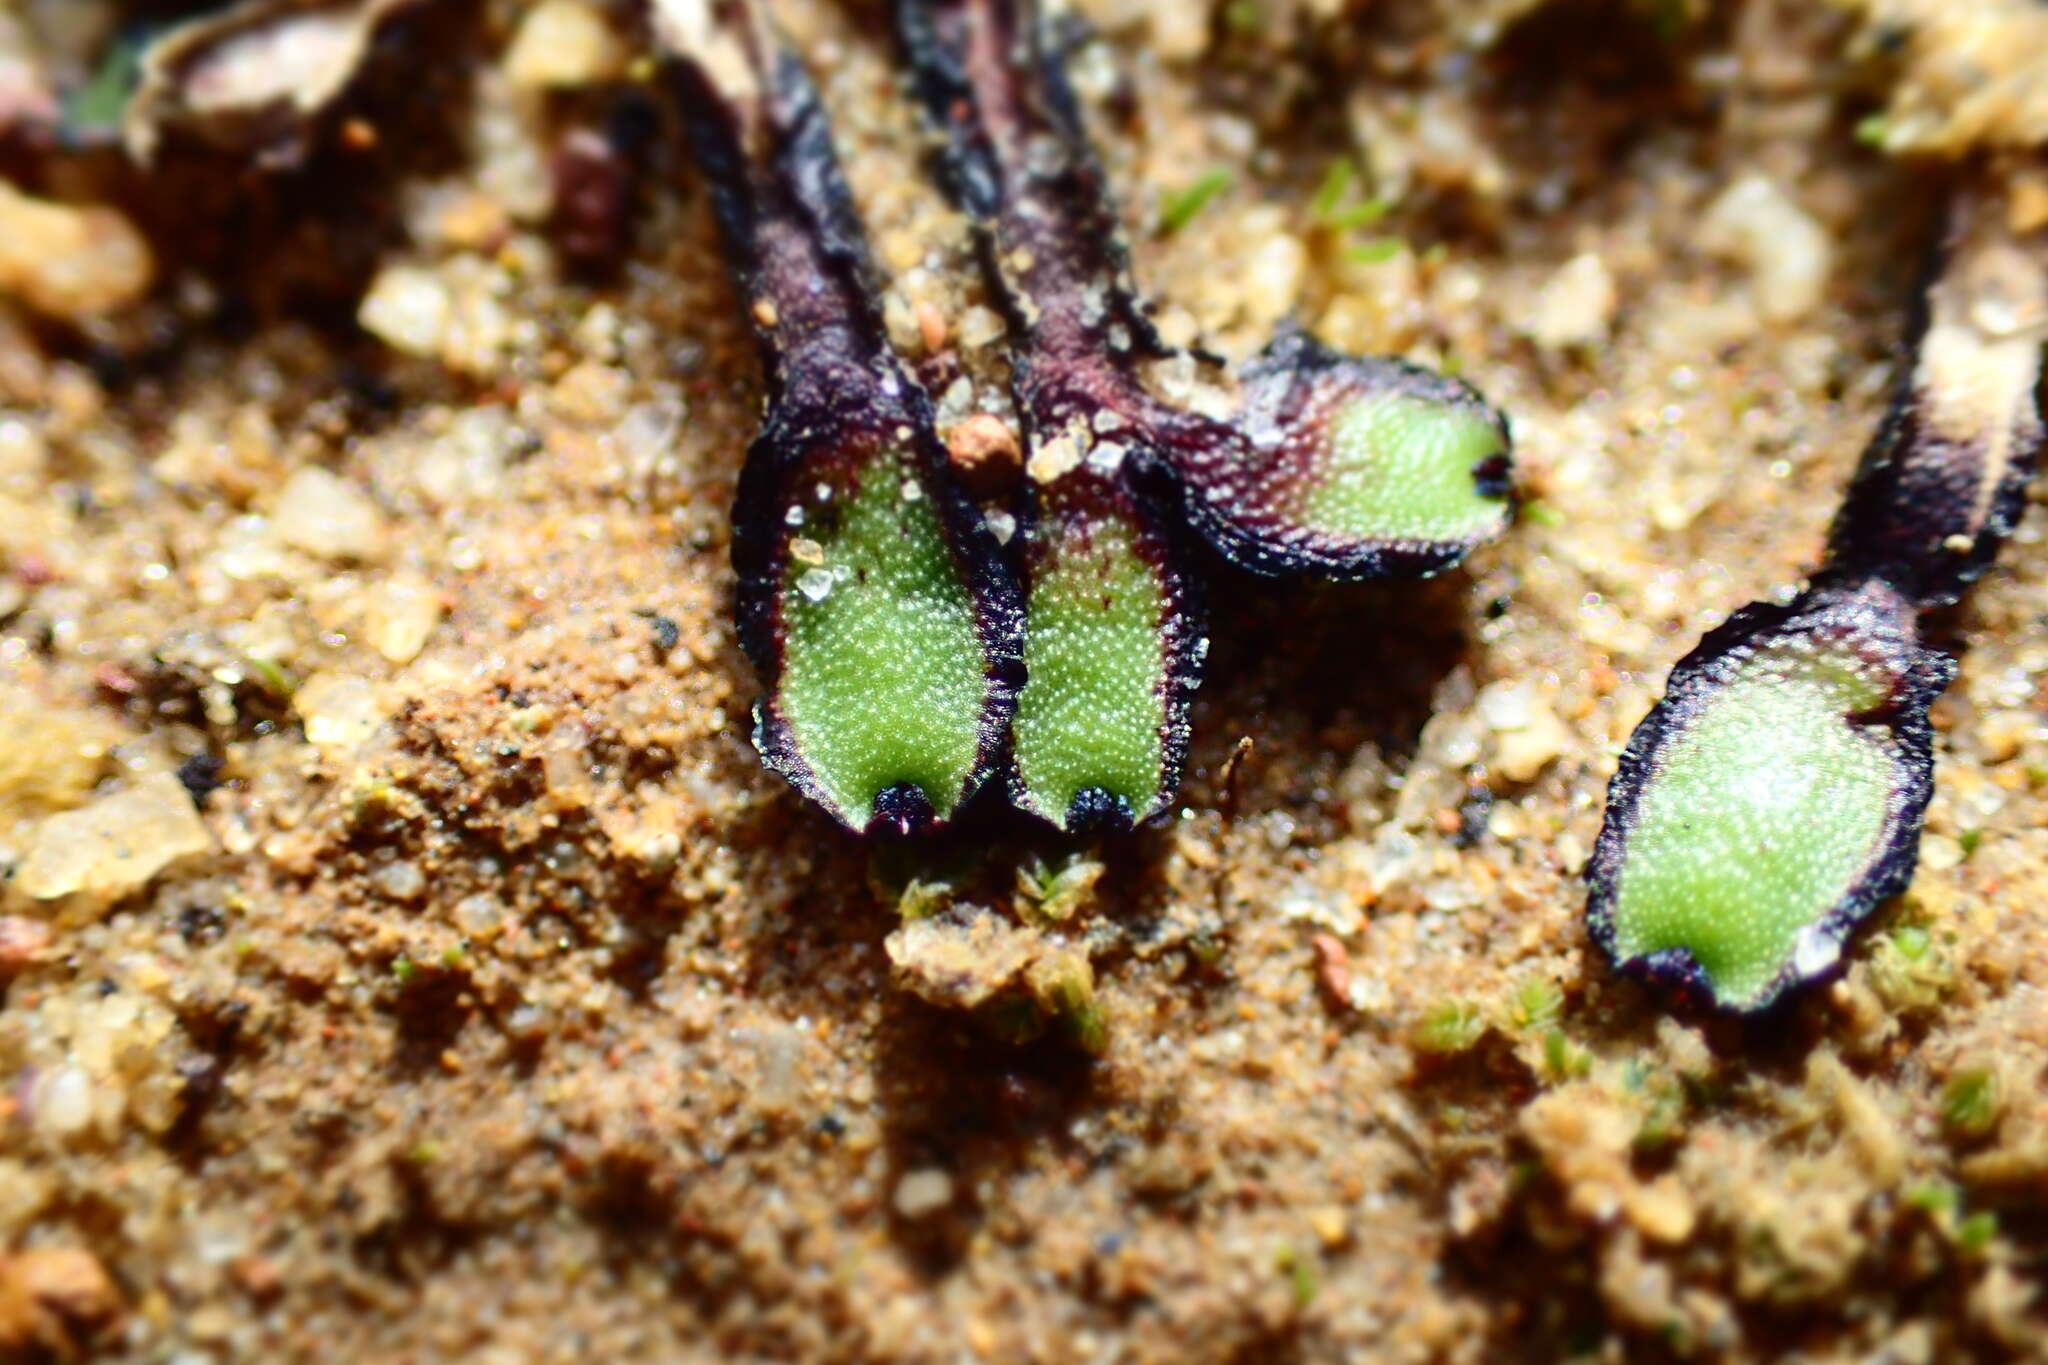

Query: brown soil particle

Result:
[0,1,2045,1362]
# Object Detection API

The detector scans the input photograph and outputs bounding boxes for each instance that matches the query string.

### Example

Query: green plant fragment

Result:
[1309,158,1353,224]
[1507,977,1564,1033]
[1957,1211,1998,1252]
[1159,168,1232,236]
[1941,1069,2001,1138]
[1541,1030,1591,1080]
[1589,581,1952,1011]
[1010,475,1190,831]
[774,445,994,829]
[1015,852,1106,924]
[1412,999,1486,1055]
[1904,1181,1959,1215]
[1026,950,1107,1054]
[1347,237,1405,264]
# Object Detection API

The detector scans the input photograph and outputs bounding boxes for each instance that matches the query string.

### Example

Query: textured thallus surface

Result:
[1608,642,1894,1008]
[1011,480,1170,824]
[1298,394,1508,543]
[775,444,988,826]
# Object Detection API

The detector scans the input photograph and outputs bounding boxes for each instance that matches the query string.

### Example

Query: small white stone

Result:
[1791,923,1840,981]
[358,573,445,663]
[295,673,390,759]
[358,263,454,359]
[1919,832,1964,872]
[1699,175,1832,325]
[453,893,506,938]
[34,1066,93,1141]
[958,306,1006,348]
[15,773,213,904]
[1524,251,1617,350]
[270,466,390,562]
[371,860,425,903]
[1025,432,1084,485]
[1242,232,1307,328]
[797,569,835,603]
[893,1168,954,1220]
[0,182,153,322]
[505,0,624,91]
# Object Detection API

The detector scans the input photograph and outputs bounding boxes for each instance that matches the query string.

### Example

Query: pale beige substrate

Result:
[0,1,2045,1360]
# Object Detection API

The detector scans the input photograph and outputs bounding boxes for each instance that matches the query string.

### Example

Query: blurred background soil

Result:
[1,0,2046,1360]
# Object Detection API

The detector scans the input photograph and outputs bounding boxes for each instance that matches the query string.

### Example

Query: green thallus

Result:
[1589,184,2048,1011]
[658,0,1023,836]
[897,0,1513,833]
[660,0,1516,837]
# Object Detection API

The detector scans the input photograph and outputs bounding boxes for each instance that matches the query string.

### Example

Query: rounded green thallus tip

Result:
[772,446,991,831]
[1011,494,1174,831]
[1309,392,1510,544]
[1605,643,1897,1010]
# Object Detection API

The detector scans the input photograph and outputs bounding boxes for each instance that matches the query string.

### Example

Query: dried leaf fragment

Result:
[125,0,438,166]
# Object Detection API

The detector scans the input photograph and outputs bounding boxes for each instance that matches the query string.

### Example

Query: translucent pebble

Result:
[35,1066,93,1141]
[893,1168,954,1220]
[372,860,426,902]
[15,773,213,903]
[797,568,835,602]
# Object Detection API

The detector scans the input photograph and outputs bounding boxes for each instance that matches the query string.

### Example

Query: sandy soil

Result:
[1,1,2045,1361]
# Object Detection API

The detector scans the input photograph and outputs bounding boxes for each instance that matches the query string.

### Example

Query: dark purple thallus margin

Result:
[1584,580,1954,1012]
[1220,323,1516,581]
[897,0,1203,833]
[1588,192,2046,1011]
[661,8,1024,836]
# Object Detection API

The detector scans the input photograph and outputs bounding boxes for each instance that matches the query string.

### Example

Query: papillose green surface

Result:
[1190,328,1515,581]
[1307,393,1509,545]
[776,445,992,830]
[1589,184,2043,1012]
[1604,642,1895,1011]
[1587,583,1951,1011]
[1010,478,1174,830]
[680,11,1021,838]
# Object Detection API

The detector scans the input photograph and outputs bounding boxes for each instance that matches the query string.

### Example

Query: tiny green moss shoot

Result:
[1302,394,1508,544]
[1608,641,1896,1009]
[1011,490,1168,827]
[777,445,988,827]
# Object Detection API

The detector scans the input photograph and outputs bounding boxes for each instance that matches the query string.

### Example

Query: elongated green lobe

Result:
[1588,583,1951,1011]
[896,0,1201,832]
[1199,328,1514,579]
[1311,394,1509,541]
[1011,470,1182,830]
[777,444,991,828]
[1590,181,2043,1012]
[667,3,1022,836]
[1607,644,1893,1009]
